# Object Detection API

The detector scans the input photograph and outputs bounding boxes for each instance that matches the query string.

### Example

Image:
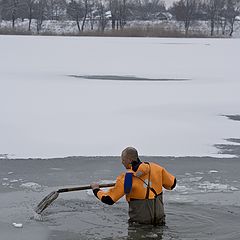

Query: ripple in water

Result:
[165,203,240,240]
[34,198,240,239]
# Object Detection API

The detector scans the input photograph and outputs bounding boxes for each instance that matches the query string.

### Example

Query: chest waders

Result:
[128,162,165,225]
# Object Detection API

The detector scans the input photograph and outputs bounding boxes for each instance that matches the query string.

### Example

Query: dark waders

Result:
[128,163,165,225]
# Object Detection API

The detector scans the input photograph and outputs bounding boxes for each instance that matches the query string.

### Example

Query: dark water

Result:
[1,156,240,239]
[224,115,240,122]
[45,198,240,240]
[69,75,190,82]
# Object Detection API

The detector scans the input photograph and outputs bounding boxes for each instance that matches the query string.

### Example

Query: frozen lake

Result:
[1,35,240,239]
[0,35,240,158]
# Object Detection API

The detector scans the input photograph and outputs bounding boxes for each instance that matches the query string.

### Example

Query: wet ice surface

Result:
[215,116,240,158]
[0,156,240,239]
[215,141,240,158]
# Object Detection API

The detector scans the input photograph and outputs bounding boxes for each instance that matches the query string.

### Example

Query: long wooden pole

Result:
[57,183,116,193]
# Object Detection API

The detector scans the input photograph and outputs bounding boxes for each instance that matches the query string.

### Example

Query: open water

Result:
[0,156,240,239]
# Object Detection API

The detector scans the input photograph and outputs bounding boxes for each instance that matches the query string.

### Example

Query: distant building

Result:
[155,12,173,21]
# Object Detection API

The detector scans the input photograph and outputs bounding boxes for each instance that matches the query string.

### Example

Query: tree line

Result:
[0,0,239,36]
[171,0,240,36]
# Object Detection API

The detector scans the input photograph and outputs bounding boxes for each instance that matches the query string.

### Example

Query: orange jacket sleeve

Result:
[97,174,125,203]
[162,168,176,190]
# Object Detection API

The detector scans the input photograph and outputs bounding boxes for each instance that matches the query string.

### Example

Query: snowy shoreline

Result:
[1,19,240,38]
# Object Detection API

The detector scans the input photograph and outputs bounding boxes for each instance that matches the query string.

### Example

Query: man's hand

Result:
[91,182,100,190]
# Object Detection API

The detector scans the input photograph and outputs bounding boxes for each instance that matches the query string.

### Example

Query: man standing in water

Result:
[91,147,176,225]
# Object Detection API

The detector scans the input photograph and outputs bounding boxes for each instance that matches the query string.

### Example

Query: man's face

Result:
[121,156,131,169]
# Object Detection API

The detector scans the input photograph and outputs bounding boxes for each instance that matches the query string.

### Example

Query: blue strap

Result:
[124,172,133,194]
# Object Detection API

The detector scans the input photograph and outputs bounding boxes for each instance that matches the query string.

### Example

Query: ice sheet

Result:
[0,36,240,158]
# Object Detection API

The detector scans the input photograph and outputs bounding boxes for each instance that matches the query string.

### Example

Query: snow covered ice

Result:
[0,33,240,240]
[0,35,240,158]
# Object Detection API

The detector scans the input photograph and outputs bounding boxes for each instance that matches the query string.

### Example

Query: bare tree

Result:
[172,0,198,36]
[8,0,27,28]
[119,0,126,29]
[81,0,88,31]
[225,0,240,36]
[87,0,95,30]
[109,0,118,29]
[219,13,228,35]
[67,0,81,31]
[108,0,129,30]
[215,0,227,34]
[10,0,18,28]
[67,0,89,32]
[0,0,3,22]
[25,0,35,31]
[139,0,165,20]
[48,0,57,20]
[96,0,108,31]
[35,0,46,33]
[46,0,66,20]
[205,0,226,36]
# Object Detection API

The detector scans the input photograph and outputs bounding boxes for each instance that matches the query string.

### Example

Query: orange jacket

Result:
[96,162,176,203]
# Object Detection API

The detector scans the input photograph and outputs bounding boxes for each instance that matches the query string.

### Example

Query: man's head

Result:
[121,147,139,169]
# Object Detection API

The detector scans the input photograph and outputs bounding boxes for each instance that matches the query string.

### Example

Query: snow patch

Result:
[189,177,203,182]
[174,185,189,193]
[50,168,63,171]
[12,223,23,228]
[33,212,43,221]
[20,182,42,191]
[2,182,10,186]
[10,179,19,183]
[198,181,238,192]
